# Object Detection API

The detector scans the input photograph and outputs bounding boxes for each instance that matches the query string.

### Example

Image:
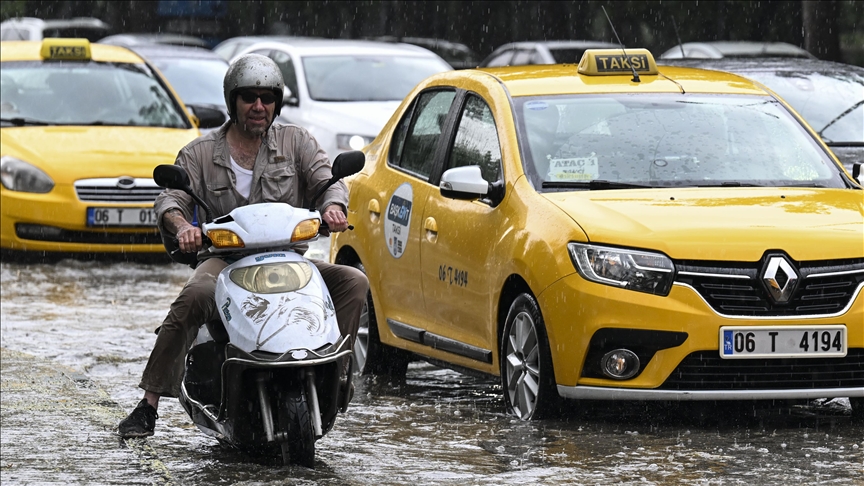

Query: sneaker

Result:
[118,399,158,438]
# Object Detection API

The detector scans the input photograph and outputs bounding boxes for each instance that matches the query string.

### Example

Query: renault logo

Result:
[762,255,799,303]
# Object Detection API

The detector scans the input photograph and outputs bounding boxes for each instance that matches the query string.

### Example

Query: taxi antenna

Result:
[601,6,640,83]
[671,16,686,58]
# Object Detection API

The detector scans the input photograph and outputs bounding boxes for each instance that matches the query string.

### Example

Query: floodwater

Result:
[1,246,862,485]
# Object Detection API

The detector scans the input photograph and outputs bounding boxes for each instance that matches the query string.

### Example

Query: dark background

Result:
[2,0,862,65]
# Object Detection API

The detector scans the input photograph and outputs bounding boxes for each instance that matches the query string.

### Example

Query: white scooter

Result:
[152,151,364,468]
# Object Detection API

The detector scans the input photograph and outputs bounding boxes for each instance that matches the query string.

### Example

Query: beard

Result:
[241,122,268,136]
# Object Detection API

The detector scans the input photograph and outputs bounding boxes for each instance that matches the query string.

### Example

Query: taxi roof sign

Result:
[578,48,658,76]
[40,38,91,61]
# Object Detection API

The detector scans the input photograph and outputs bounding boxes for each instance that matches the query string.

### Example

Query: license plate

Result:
[87,207,158,227]
[720,325,847,359]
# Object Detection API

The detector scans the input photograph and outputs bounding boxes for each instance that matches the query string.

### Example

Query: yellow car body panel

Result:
[1,126,199,252]
[333,50,864,409]
[1,40,200,254]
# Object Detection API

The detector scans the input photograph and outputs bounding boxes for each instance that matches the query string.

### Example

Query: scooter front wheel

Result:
[279,386,315,468]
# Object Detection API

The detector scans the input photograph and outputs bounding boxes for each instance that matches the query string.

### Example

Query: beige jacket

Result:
[154,122,348,239]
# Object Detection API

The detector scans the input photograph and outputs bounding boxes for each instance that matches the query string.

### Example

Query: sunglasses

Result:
[238,91,277,105]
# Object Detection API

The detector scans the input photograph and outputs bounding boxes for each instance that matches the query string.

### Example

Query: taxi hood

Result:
[546,187,864,262]
[1,126,198,183]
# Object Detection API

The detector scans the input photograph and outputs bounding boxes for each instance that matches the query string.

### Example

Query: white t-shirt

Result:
[229,156,253,199]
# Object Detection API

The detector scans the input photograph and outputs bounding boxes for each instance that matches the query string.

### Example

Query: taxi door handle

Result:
[424,217,438,243]
[368,199,380,223]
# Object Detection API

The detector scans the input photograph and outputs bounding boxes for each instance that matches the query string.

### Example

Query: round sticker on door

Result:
[384,183,413,259]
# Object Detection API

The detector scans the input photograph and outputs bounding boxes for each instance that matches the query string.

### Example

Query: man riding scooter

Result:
[118,53,368,438]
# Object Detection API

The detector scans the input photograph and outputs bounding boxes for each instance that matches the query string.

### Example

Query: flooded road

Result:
[1,252,862,485]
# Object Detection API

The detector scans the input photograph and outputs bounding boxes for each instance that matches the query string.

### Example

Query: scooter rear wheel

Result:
[279,387,315,468]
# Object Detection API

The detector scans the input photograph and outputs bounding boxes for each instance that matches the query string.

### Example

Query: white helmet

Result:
[223,53,284,123]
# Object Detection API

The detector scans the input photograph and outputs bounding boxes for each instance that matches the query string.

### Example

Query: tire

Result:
[350,262,411,378]
[500,293,562,420]
[279,387,315,468]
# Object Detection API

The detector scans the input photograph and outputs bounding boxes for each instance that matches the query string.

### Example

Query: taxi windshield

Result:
[516,94,848,190]
[0,60,189,128]
[740,70,864,144]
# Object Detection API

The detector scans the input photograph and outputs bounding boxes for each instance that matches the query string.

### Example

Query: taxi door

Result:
[418,93,506,367]
[369,89,458,331]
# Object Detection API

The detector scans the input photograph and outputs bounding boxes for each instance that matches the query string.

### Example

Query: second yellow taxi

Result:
[332,48,864,420]
[1,38,200,255]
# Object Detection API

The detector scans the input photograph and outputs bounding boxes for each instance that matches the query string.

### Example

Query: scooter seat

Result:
[206,319,230,343]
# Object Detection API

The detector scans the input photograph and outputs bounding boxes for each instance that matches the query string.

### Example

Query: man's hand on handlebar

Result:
[177,223,203,253]
[321,204,348,236]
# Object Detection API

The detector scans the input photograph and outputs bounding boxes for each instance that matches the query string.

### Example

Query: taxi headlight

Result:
[291,219,320,242]
[568,243,674,296]
[0,156,54,193]
[230,261,313,294]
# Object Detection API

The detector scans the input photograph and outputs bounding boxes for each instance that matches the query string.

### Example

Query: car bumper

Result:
[0,186,163,253]
[539,273,864,400]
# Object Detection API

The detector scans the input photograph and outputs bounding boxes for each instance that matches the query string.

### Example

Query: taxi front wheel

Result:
[351,262,411,378]
[500,293,563,420]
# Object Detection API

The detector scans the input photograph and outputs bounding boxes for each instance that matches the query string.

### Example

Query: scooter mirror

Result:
[153,165,190,190]
[331,150,365,180]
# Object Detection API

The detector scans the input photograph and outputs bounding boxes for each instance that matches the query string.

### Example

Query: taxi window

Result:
[447,95,502,184]
[0,61,188,128]
[390,89,456,179]
[516,94,847,189]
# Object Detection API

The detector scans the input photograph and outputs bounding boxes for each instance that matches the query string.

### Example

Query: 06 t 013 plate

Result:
[720,325,847,359]
[87,207,158,227]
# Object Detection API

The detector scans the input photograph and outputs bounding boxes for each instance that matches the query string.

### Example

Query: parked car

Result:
[118,44,230,132]
[0,38,200,255]
[480,40,620,67]
[367,36,479,69]
[331,48,863,420]
[98,33,210,49]
[212,35,306,61]
[659,41,815,60]
[234,38,451,158]
[658,57,863,175]
[0,17,110,42]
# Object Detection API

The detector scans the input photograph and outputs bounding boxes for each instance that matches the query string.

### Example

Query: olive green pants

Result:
[139,257,368,398]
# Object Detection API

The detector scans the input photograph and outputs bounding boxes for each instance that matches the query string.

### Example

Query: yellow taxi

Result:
[1,38,200,255]
[332,48,864,420]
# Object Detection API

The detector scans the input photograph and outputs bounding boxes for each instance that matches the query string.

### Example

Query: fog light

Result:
[601,349,640,380]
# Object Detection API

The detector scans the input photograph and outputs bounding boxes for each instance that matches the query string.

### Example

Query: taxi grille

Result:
[659,349,864,390]
[674,259,864,317]
[16,224,161,245]
[75,178,163,203]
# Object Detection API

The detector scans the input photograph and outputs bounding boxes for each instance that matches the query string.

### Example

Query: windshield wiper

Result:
[0,116,53,126]
[696,182,764,187]
[542,180,654,190]
[818,100,864,141]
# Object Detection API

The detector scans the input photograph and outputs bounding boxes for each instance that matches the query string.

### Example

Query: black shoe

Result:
[118,399,158,438]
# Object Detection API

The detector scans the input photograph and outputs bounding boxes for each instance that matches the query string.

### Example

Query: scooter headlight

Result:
[568,243,674,296]
[230,261,313,294]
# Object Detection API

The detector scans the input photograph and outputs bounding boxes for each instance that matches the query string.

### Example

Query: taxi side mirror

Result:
[853,163,861,184]
[440,166,489,200]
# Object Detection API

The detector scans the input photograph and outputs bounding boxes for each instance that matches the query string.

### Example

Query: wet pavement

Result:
[1,248,863,485]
